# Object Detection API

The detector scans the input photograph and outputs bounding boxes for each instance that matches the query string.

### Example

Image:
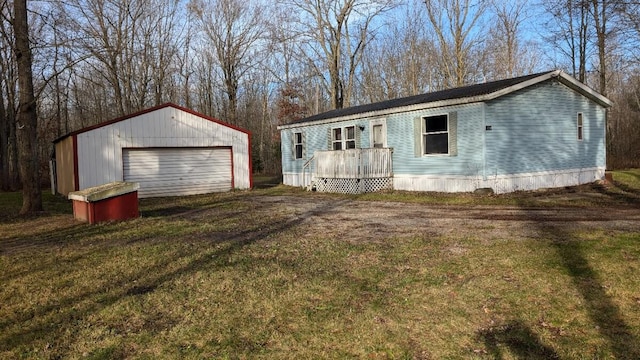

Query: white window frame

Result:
[422,114,449,155]
[331,128,343,150]
[294,131,304,159]
[345,126,356,149]
[577,112,584,141]
[331,126,357,150]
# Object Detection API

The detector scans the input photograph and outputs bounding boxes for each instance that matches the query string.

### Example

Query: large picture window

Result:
[423,114,449,154]
[331,126,357,150]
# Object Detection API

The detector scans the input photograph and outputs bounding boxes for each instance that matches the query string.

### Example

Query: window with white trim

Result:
[577,112,584,141]
[345,126,356,149]
[332,128,342,150]
[331,126,356,150]
[423,114,449,154]
[294,132,303,159]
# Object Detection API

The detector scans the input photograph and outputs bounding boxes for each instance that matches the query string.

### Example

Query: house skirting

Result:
[314,177,392,194]
[285,167,604,194]
[393,167,605,194]
[283,172,312,188]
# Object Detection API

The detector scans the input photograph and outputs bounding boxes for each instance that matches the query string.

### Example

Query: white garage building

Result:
[53,103,252,198]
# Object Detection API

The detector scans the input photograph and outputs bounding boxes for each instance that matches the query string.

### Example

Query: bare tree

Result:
[266,6,300,86]
[606,71,640,169]
[175,15,197,109]
[13,0,43,213]
[594,2,638,170]
[281,0,398,110]
[361,6,436,102]
[144,0,185,106]
[423,0,488,88]
[59,0,183,120]
[542,0,591,83]
[620,2,640,61]
[0,1,19,191]
[0,75,10,190]
[485,0,539,79]
[589,0,618,97]
[190,0,264,124]
[0,68,19,191]
[64,0,137,116]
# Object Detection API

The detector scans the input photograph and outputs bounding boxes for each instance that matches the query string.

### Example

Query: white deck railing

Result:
[302,155,315,188]
[314,148,393,179]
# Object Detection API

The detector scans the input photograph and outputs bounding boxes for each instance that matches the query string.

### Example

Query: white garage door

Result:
[123,147,232,198]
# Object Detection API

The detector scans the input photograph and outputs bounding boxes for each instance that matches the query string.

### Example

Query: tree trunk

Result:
[591,0,607,96]
[0,84,9,191]
[225,72,238,125]
[13,0,42,214]
[0,49,20,190]
[578,0,588,83]
[8,100,19,190]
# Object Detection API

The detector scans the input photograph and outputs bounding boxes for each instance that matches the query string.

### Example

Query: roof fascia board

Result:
[556,72,613,107]
[479,70,612,107]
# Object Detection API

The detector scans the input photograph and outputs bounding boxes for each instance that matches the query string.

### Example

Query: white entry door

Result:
[370,120,387,148]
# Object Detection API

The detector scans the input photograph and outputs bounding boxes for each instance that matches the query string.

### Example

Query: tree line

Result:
[2,0,640,214]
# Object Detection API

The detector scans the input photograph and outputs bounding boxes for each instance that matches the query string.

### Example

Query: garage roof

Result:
[54,103,250,144]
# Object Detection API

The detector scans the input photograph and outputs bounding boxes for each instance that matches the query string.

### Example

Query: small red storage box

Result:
[68,182,140,224]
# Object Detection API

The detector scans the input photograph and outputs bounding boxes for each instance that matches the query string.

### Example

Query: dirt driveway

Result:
[2,188,639,256]
[246,194,640,243]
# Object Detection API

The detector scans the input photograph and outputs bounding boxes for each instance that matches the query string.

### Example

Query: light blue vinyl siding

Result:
[387,103,484,176]
[484,81,606,176]
[281,120,371,174]
[282,104,485,177]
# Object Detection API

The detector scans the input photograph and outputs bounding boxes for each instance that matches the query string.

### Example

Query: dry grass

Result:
[1,171,639,359]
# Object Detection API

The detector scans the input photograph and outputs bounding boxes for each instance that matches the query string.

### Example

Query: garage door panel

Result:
[123,148,232,198]
[124,167,230,177]
[131,182,231,197]
[132,176,231,186]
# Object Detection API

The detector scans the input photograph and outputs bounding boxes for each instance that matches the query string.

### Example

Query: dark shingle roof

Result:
[290,71,553,125]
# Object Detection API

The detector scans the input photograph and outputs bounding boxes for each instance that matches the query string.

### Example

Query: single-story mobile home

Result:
[53,103,252,198]
[278,70,612,194]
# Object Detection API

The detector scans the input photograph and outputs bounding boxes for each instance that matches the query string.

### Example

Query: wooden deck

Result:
[314,148,393,178]
[307,148,393,193]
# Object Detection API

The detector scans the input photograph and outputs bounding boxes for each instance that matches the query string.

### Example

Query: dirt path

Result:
[250,195,640,242]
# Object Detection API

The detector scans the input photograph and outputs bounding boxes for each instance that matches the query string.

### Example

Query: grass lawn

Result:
[1,171,640,359]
